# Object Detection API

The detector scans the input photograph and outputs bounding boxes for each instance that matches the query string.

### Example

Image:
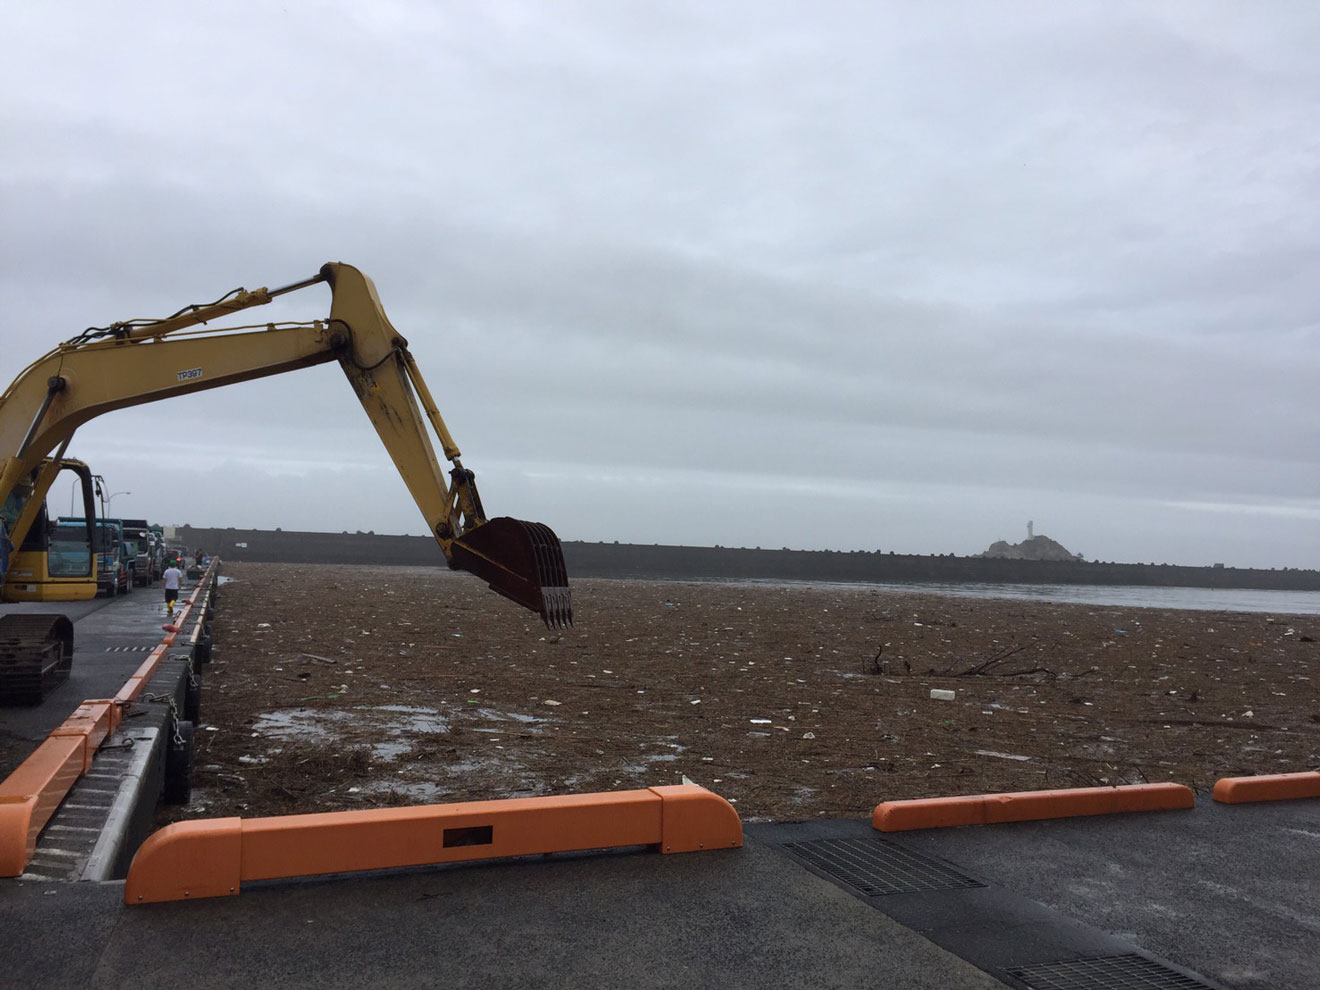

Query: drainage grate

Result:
[782,837,985,896]
[104,646,152,653]
[1010,954,1216,990]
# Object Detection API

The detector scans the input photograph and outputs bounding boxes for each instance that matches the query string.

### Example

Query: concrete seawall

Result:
[174,526,1320,592]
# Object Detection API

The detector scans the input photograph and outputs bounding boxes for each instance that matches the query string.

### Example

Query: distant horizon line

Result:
[166,523,1320,575]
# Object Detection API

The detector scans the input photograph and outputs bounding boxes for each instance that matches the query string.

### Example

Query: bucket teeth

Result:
[540,584,574,630]
[448,517,572,629]
[523,521,573,628]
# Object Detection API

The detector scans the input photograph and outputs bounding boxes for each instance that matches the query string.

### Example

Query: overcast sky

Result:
[3,1,1317,569]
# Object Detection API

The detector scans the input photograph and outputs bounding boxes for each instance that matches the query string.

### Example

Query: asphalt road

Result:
[5,800,1315,988]
[899,797,1320,990]
[1,587,184,771]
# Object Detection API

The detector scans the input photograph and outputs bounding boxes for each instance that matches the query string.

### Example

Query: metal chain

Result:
[139,692,184,745]
[171,652,195,677]
[128,593,213,750]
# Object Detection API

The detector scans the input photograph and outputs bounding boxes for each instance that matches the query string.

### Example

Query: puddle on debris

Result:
[371,705,450,733]
[620,753,682,774]
[252,705,450,741]
[246,704,550,792]
[250,709,345,742]
[619,739,685,775]
[471,707,546,725]
[372,741,412,760]
[365,776,549,803]
[251,705,452,762]
[363,750,543,803]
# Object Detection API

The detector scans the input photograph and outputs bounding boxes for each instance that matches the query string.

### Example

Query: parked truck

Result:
[58,517,132,596]
[119,518,161,585]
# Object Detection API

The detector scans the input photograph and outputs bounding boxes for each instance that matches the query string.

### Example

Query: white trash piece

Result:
[929,689,956,701]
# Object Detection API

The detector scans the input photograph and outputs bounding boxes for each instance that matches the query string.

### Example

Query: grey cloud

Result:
[3,1,1317,570]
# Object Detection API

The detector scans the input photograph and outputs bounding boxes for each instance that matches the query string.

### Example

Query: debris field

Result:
[164,563,1318,824]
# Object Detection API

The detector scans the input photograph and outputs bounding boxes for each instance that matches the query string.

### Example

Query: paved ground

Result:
[8,838,1007,990]
[898,797,1320,990]
[2,584,1317,989]
[1,586,184,777]
[4,798,1317,988]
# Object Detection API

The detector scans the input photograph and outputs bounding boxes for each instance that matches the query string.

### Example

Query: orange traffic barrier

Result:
[0,699,121,875]
[116,559,216,705]
[125,784,742,904]
[872,782,1195,833]
[1213,772,1320,804]
[114,645,170,706]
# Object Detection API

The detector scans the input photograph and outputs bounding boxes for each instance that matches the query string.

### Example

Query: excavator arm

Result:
[0,263,571,627]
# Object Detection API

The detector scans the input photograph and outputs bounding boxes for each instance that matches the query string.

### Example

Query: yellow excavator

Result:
[0,455,97,701]
[2,455,99,603]
[0,262,572,702]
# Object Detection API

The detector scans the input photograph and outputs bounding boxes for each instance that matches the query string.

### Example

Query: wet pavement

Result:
[0,589,183,777]
[3,797,1317,989]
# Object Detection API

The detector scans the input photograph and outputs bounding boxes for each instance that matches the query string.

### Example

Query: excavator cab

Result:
[1,460,98,604]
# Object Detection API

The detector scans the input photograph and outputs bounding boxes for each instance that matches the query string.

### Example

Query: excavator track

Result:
[0,614,74,706]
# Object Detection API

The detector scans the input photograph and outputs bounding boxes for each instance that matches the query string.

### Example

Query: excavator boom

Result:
[0,263,571,627]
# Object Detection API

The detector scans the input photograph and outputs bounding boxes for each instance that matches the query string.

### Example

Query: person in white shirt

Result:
[162,563,184,614]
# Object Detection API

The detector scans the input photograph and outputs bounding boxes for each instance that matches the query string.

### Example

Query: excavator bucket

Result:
[449,518,573,629]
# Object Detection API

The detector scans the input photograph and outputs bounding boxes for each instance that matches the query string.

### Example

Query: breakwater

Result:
[173,526,1320,592]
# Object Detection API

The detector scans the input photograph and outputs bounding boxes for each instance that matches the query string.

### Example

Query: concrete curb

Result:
[80,727,160,881]
[125,784,742,904]
[1212,771,1320,804]
[873,783,1195,832]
